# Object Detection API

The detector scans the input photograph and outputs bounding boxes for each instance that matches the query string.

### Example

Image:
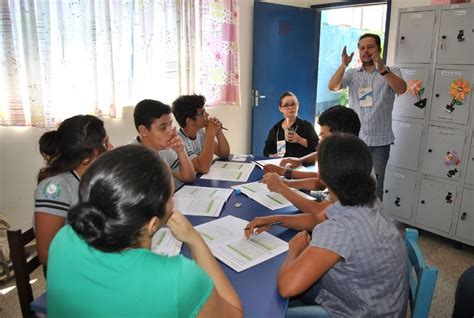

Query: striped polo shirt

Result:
[342,66,403,146]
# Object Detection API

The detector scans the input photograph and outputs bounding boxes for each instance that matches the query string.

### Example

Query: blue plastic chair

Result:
[405,228,438,318]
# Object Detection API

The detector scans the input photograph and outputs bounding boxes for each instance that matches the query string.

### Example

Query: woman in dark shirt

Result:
[263,92,318,158]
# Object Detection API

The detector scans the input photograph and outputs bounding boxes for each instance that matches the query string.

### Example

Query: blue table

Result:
[182,158,299,318]
[31,158,301,317]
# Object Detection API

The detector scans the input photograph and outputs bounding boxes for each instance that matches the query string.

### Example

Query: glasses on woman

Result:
[281,102,298,109]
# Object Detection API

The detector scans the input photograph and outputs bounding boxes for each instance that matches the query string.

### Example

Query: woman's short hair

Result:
[68,145,173,252]
[317,133,376,206]
[38,115,106,183]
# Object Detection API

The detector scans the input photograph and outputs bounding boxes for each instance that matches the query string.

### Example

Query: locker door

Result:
[437,8,474,65]
[466,134,474,185]
[383,169,417,220]
[430,69,473,125]
[416,178,456,233]
[388,120,423,171]
[393,66,430,119]
[396,11,436,64]
[456,187,474,242]
[421,125,466,180]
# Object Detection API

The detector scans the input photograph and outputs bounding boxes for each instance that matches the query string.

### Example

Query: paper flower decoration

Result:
[407,79,426,109]
[449,79,471,101]
[446,78,471,113]
[444,150,460,167]
[407,79,424,97]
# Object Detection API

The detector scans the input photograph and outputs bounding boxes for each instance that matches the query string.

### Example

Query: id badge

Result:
[276,140,286,157]
[358,87,373,107]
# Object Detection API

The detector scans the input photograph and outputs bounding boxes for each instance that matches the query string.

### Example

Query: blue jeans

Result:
[369,145,391,201]
[286,281,330,318]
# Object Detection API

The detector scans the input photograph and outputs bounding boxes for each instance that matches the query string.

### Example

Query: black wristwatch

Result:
[380,66,390,76]
[284,168,292,179]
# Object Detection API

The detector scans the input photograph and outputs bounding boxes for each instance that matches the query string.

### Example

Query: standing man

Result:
[172,94,230,174]
[328,33,407,200]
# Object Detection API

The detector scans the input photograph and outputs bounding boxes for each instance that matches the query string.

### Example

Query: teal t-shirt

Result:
[47,226,214,318]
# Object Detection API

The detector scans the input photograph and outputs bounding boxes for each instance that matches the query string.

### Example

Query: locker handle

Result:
[421,200,425,204]
[385,190,389,193]
[460,212,467,220]
[428,149,432,153]
[441,35,446,39]
[435,94,440,97]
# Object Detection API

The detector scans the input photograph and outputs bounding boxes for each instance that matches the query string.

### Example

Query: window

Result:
[0,0,240,128]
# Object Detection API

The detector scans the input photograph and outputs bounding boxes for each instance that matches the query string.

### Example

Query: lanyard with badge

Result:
[358,71,377,107]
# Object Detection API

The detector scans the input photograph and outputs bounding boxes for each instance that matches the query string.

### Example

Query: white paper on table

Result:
[254,158,317,172]
[232,181,315,210]
[173,186,233,217]
[230,154,251,162]
[174,186,233,200]
[195,216,288,272]
[200,161,255,182]
[174,197,228,217]
[151,228,182,256]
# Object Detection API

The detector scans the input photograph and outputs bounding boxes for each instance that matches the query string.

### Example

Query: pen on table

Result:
[244,221,284,230]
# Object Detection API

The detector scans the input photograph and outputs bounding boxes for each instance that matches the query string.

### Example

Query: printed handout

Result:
[195,216,288,272]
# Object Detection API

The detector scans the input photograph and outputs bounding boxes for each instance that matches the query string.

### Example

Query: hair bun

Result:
[39,130,60,159]
[69,202,106,244]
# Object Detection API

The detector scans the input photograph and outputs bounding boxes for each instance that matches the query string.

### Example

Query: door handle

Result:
[253,89,266,107]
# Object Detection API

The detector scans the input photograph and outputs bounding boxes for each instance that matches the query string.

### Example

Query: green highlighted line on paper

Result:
[266,194,284,205]
[242,185,257,193]
[156,231,167,246]
[206,200,214,213]
[249,237,274,251]
[227,244,253,261]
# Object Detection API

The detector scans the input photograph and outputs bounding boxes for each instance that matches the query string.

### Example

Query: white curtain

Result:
[0,0,240,128]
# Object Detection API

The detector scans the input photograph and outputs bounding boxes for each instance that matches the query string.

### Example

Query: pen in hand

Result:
[244,221,284,230]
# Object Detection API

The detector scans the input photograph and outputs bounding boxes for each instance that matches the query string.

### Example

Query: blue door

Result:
[252,2,319,156]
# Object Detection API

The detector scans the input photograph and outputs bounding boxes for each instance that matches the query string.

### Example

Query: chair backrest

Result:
[405,228,438,318]
[7,227,41,318]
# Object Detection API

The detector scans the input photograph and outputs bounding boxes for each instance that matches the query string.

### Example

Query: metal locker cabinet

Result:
[421,125,466,180]
[466,134,474,185]
[416,178,457,233]
[393,66,431,119]
[383,168,417,220]
[430,68,473,125]
[396,10,436,64]
[455,187,474,242]
[436,7,474,65]
[388,120,423,171]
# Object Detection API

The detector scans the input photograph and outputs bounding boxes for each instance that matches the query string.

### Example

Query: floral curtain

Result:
[0,0,240,128]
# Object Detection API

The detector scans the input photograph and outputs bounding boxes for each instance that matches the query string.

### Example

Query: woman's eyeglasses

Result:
[281,102,298,109]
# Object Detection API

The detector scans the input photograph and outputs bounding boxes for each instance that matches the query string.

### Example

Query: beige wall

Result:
[0,0,434,228]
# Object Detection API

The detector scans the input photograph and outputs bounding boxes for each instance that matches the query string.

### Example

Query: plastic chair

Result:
[7,227,42,318]
[405,228,438,318]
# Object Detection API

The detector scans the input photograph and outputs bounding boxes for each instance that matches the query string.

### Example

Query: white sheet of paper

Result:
[151,228,182,256]
[231,154,251,162]
[232,181,315,210]
[200,161,255,182]
[173,186,233,217]
[254,158,316,172]
[195,216,288,272]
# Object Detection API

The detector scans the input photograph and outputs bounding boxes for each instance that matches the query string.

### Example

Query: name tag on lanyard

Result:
[358,87,373,107]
